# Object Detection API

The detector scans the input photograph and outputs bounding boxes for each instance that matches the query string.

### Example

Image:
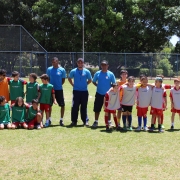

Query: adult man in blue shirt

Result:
[68,58,92,126]
[46,57,66,126]
[92,60,116,127]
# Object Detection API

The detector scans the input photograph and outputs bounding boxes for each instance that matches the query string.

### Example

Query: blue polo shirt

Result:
[93,70,116,95]
[69,68,92,91]
[46,66,66,90]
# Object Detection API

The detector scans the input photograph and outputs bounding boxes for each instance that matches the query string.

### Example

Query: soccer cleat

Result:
[37,125,41,130]
[108,121,114,128]
[92,121,98,128]
[106,127,111,131]
[136,126,141,131]
[128,126,133,131]
[143,126,149,131]
[123,126,127,131]
[85,121,89,127]
[116,126,121,131]
[149,127,154,132]
[59,120,64,126]
[158,128,164,133]
[49,119,52,125]
[161,125,165,129]
[44,121,50,128]
[69,122,77,127]
[171,125,174,130]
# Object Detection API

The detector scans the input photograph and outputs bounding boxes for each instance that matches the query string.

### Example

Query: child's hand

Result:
[54,100,57,105]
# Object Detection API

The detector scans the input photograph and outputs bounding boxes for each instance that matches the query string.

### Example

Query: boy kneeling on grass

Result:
[104,83,119,131]
[26,99,43,130]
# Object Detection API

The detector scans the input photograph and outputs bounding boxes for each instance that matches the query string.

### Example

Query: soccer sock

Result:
[138,116,142,127]
[108,120,112,123]
[37,123,40,126]
[46,119,49,123]
[151,124,154,129]
[122,115,126,126]
[171,122,174,126]
[117,118,120,126]
[113,117,118,127]
[154,117,156,124]
[143,117,147,127]
[161,114,164,124]
[128,115,132,127]
[95,120,98,122]
[105,116,108,128]
[158,124,161,130]
[60,118,63,121]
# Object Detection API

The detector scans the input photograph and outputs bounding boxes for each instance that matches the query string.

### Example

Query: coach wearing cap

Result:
[92,60,116,128]
[68,58,92,126]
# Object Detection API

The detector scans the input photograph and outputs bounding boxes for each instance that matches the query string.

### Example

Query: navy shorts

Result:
[121,105,133,113]
[55,90,65,107]
[93,92,105,113]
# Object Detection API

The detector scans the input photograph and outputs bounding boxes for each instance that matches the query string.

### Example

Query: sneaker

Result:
[44,121,50,128]
[158,128,164,133]
[161,125,165,129]
[171,125,174,130]
[143,126,149,131]
[37,125,41,130]
[60,120,64,126]
[108,121,114,128]
[136,126,141,131]
[49,119,52,125]
[92,121,98,128]
[149,127,154,132]
[116,126,121,131]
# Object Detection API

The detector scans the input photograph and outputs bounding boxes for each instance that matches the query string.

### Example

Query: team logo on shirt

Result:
[106,76,108,79]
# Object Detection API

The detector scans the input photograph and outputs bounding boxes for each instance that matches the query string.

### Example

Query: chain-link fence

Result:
[0,25,179,78]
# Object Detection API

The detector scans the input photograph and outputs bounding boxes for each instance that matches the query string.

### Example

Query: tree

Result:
[158,58,173,76]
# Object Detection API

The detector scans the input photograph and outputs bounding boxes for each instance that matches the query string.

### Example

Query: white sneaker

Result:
[136,126,141,131]
[144,126,148,131]
[37,125,41,130]
[108,121,114,128]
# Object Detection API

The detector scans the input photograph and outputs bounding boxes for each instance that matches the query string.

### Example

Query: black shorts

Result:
[55,90,65,107]
[93,92,105,113]
[121,105,133,113]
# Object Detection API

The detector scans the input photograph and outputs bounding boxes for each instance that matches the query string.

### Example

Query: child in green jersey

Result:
[11,97,28,129]
[0,96,12,129]
[9,71,27,105]
[39,74,57,127]
[26,99,43,130]
[25,73,39,104]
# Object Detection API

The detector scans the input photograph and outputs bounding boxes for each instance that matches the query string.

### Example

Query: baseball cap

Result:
[77,58,84,62]
[155,77,163,82]
[101,60,108,65]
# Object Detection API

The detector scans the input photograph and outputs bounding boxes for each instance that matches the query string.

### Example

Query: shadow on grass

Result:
[166,129,180,132]
[66,124,85,128]
[90,126,106,130]
[148,130,162,133]
[100,129,113,134]
[49,125,62,128]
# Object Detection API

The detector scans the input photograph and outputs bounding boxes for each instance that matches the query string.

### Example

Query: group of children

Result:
[0,68,180,132]
[104,70,179,133]
[0,69,56,130]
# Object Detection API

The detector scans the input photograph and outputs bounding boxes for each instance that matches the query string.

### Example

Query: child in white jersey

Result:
[136,76,152,131]
[170,78,180,129]
[149,77,167,133]
[104,83,119,131]
[120,76,137,131]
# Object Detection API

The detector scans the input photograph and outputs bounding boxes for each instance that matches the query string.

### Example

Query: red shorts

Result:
[171,108,180,113]
[12,122,27,127]
[40,104,50,112]
[137,107,148,117]
[104,109,116,113]
[150,107,163,116]
[27,117,38,128]
[11,100,16,105]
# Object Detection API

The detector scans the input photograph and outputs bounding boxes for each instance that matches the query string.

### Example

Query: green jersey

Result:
[39,84,54,105]
[9,80,24,100]
[26,82,39,102]
[26,106,38,122]
[11,105,27,123]
[0,103,10,124]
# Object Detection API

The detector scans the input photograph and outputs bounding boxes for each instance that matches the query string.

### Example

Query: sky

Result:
[170,35,179,46]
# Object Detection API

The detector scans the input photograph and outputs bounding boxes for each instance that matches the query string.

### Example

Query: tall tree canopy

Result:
[0,0,180,52]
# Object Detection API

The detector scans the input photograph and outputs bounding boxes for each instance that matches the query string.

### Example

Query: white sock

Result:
[108,120,112,123]
[171,123,174,126]
[46,119,49,123]
[95,120,98,122]
[60,118,63,121]
[49,117,51,121]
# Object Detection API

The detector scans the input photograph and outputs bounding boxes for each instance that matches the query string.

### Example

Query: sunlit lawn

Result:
[0,78,180,180]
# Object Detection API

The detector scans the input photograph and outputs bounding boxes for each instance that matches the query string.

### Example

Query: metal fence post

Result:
[72,53,75,68]
[20,26,22,76]
[30,52,32,73]
[98,53,101,69]
[150,55,153,79]
[45,52,48,71]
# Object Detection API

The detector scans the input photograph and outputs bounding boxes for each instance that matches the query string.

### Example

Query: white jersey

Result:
[105,89,120,110]
[137,86,152,108]
[170,88,180,110]
[121,85,136,106]
[151,87,165,109]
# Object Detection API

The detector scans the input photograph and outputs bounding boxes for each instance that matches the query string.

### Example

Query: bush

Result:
[86,67,99,76]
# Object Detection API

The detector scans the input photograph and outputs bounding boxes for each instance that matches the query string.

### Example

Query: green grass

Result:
[1,79,180,180]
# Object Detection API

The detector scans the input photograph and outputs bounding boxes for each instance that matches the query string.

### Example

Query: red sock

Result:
[113,117,118,127]
[105,116,108,128]
[161,113,164,124]
[154,117,156,124]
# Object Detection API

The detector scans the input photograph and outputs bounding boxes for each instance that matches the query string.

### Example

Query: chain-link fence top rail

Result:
[0,25,179,77]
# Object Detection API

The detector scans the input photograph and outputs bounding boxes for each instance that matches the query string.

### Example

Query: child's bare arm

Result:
[52,93,57,105]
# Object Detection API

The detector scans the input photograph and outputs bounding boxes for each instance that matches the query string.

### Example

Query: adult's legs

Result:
[80,91,89,124]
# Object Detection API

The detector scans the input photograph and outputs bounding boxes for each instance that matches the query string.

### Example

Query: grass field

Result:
[1,79,180,180]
